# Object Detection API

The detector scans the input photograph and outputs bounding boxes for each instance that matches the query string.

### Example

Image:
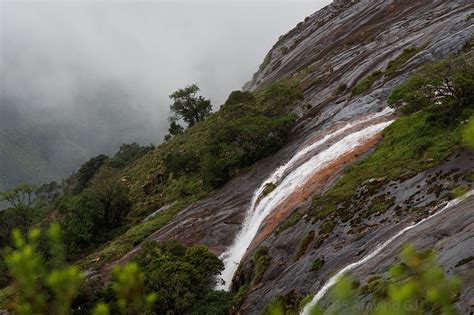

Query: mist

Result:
[0,0,332,188]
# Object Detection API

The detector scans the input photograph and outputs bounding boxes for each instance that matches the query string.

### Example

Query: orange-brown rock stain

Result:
[246,131,384,255]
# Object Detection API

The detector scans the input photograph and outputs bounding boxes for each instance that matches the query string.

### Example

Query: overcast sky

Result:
[0,0,332,182]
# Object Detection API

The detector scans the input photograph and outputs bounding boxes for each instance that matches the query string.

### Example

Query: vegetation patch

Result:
[310,258,325,272]
[275,211,303,235]
[335,83,347,95]
[311,53,473,223]
[79,194,203,269]
[364,195,395,218]
[351,46,423,96]
[263,290,310,315]
[259,52,273,71]
[262,182,277,197]
[294,230,315,261]
[253,246,272,284]
[450,184,471,199]
[385,46,423,77]
[351,70,383,95]
[305,245,461,314]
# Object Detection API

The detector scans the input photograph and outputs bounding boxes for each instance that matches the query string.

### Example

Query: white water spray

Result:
[216,110,394,291]
[300,190,473,315]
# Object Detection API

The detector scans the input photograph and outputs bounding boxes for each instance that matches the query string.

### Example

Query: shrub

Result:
[310,258,325,272]
[295,231,315,261]
[385,46,422,77]
[275,211,302,235]
[71,155,109,194]
[335,83,347,95]
[136,240,230,314]
[352,70,383,95]
[253,246,271,284]
[388,54,474,116]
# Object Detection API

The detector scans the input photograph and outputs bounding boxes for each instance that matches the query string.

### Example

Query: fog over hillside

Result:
[0,0,332,189]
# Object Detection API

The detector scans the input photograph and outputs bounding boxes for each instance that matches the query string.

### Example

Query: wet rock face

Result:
[237,151,474,313]
[111,0,473,313]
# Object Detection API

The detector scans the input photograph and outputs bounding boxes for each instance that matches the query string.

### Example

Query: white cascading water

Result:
[300,190,474,315]
[216,108,394,291]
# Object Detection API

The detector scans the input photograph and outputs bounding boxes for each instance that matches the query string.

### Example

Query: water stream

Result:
[216,109,394,290]
[300,191,473,315]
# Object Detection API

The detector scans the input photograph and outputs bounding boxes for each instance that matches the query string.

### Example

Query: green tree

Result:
[0,183,35,208]
[136,240,231,314]
[0,183,36,234]
[70,154,109,195]
[59,168,131,256]
[164,121,184,141]
[167,84,212,132]
[388,54,474,117]
[35,181,62,205]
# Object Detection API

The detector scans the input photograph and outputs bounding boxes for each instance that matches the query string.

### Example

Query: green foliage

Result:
[388,54,474,116]
[59,168,131,257]
[450,184,470,199]
[253,246,271,284]
[263,290,310,315]
[260,52,273,71]
[3,224,160,314]
[164,121,184,141]
[310,109,461,221]
[352,70,383,95]
[295,231,315,261]
[107,143,154,169]
[263,182,277,196]
[309,245,461,315]
[135,240,232,314]
[110,263,157,314]
[0,183,38,238]
[5,224,84,314]
[351,46,423,96]
[0,183,35,208]
[335,83,347,95]
[385,46,423,77]
[276,211,303,235]
[35,181,62,205]
[81,195,203,270]
[71,154,109,195]
[202,86,300,188]
[168,84,212,129]
[463,117,474,148]
[310,258,325,272]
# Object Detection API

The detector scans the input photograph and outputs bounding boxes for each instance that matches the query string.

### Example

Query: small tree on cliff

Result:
[165,84,212,140]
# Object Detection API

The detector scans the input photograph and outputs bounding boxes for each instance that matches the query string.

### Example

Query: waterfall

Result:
[216,109,394,291]
[300,191,473,315]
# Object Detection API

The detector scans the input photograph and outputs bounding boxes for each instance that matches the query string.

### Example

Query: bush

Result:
[352,70,383,95]
[295,231,315,261]
[310,258,325,272]
[71,155,109,194]
[135,240,231,314]
[253,246,271,284]
[59,168,131,256]
[388,54,474,117]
